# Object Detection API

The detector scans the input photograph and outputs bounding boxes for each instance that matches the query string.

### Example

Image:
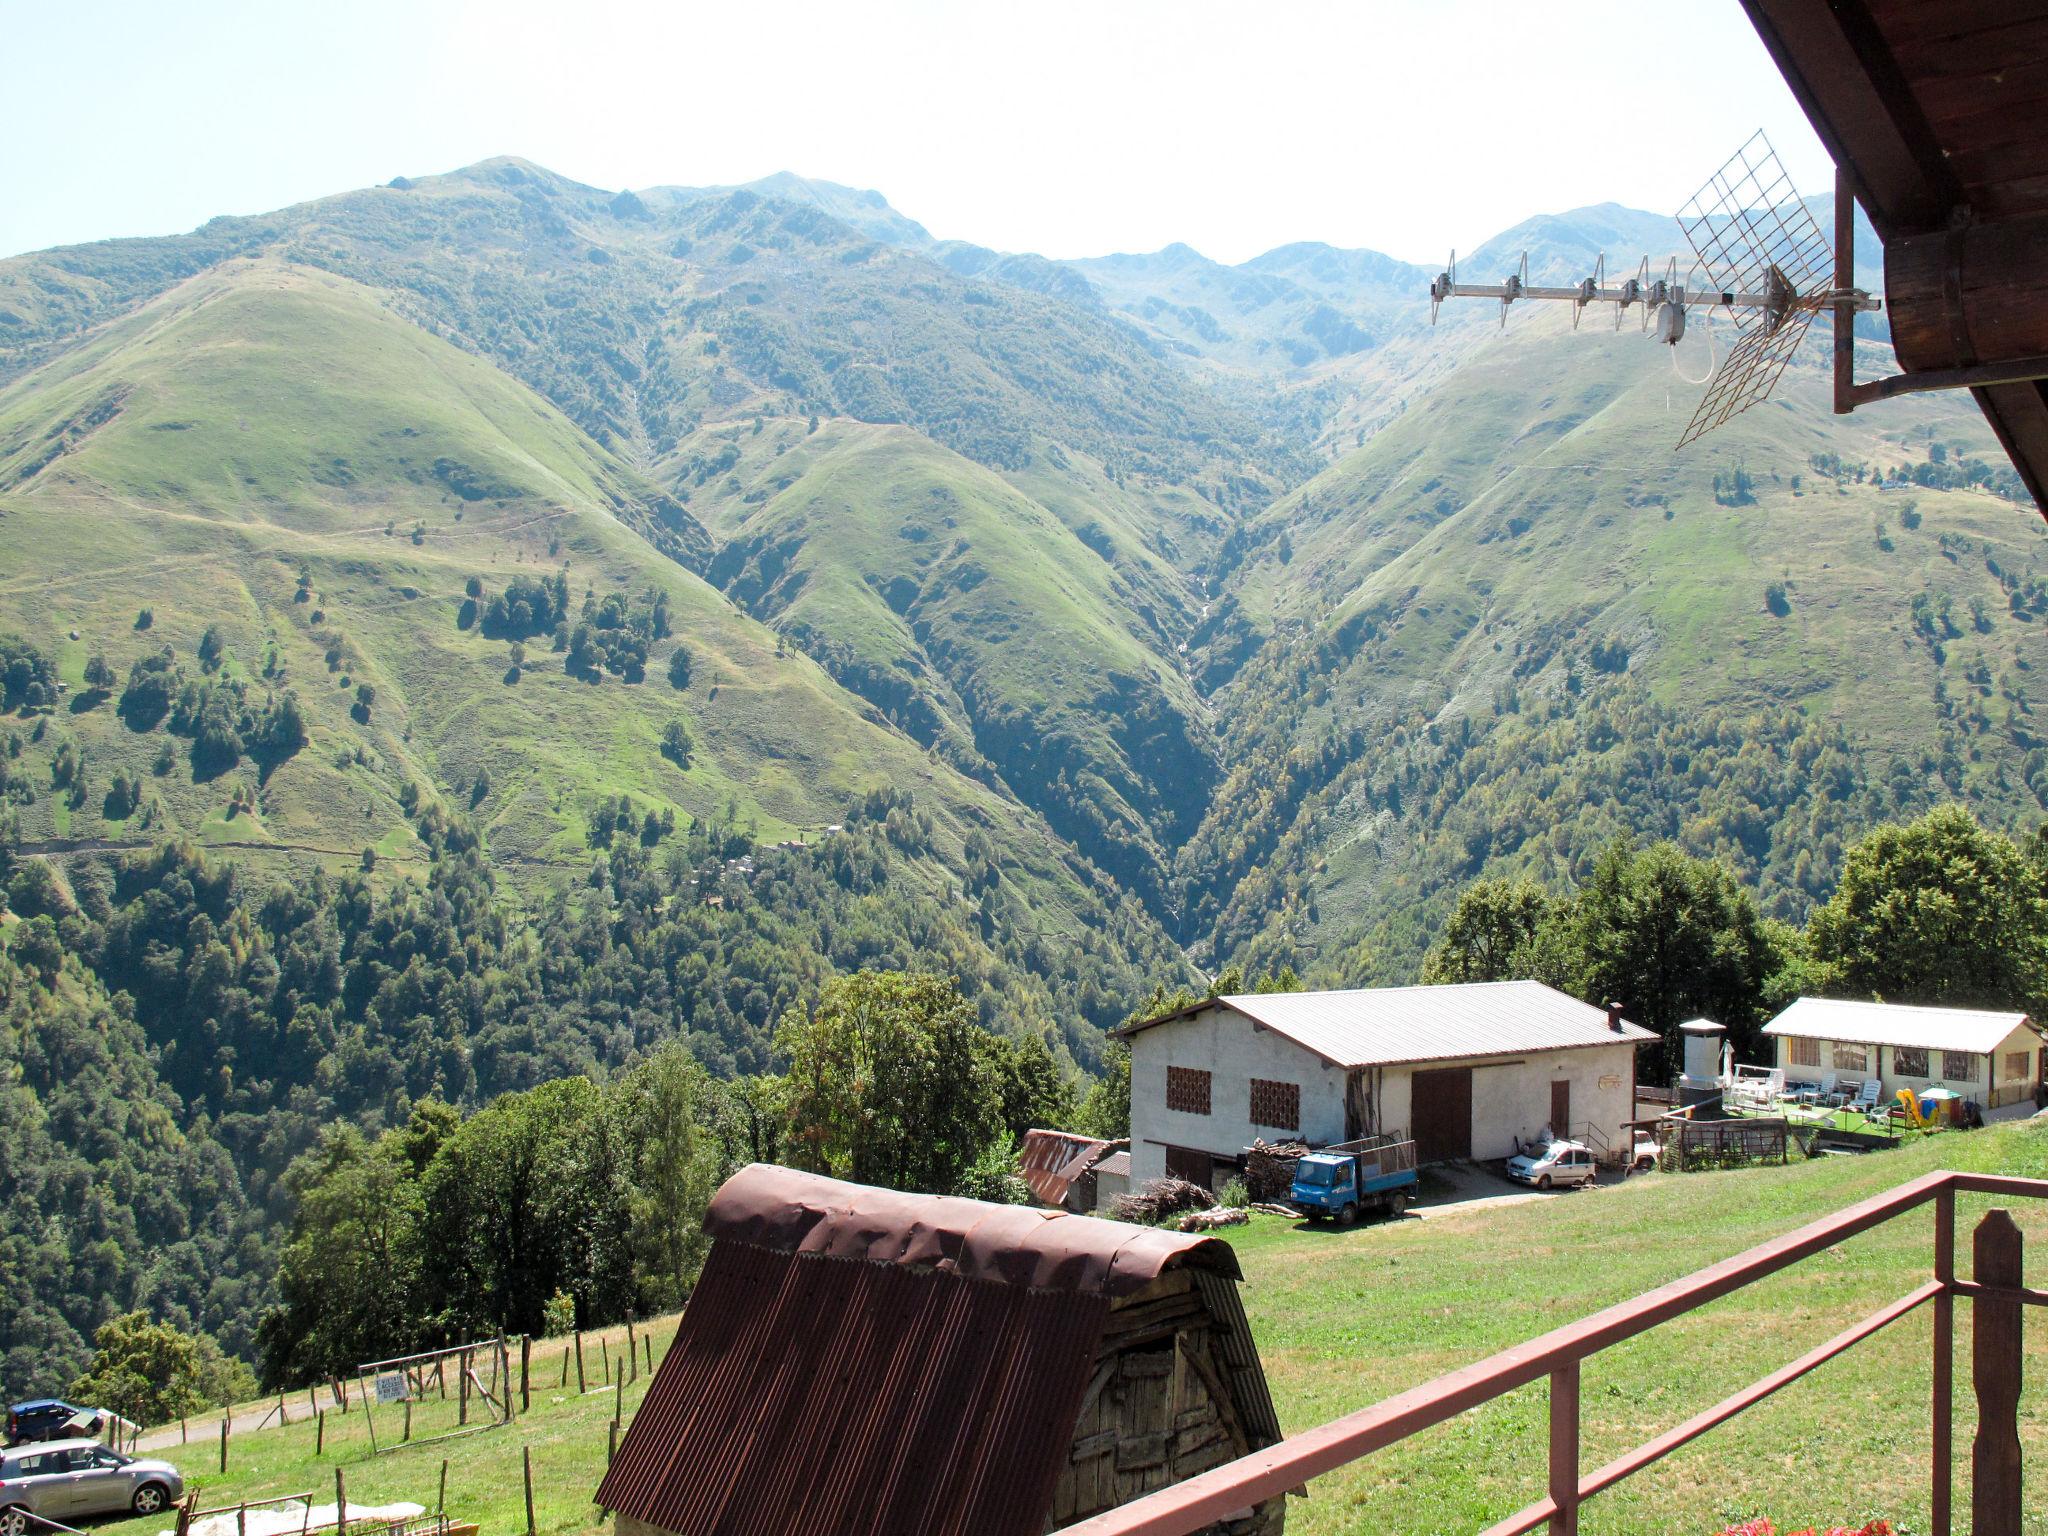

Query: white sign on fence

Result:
[374,1371,410,1404]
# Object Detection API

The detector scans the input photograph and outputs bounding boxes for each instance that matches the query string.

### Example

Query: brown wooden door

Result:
[1164,1145,1212,1188]
[1550,1079,1571,1136]
[1410,1068,1472,1164]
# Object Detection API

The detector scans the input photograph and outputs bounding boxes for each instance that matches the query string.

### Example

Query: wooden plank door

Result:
[1551,1079,1571,1137]
[1411,1067,1473,1164]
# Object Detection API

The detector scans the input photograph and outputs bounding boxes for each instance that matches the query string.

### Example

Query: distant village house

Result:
[1764,997,2045,1116]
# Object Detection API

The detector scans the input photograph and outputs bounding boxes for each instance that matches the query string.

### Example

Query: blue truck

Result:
[1288,1134,1420,1224]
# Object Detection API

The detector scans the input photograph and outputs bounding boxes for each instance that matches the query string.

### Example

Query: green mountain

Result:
[3,157,2044,993]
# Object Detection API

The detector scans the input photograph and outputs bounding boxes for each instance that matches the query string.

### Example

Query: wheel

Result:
[1336,1202,1359,1226]
[1,1505,30,1536]
[1536,1174,1553,1191]
[133,1483,171,1516]
[1386,1191,1410,1218]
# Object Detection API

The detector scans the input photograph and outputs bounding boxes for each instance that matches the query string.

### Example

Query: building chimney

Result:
[1606,1001,1625,1033]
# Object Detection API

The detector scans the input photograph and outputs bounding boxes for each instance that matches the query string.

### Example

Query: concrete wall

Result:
[1129,1004,1644,1181]
[1776,1025,2044,1110]
[1374,1043,1641,1162]
[1128,1004,1346,1185]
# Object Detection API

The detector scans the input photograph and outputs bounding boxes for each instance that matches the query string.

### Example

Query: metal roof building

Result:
[596,1164,1286,1536]
[1121,982,1655,1179]
[1764,996,2034,1055]
[1118,980,1656,1067]
[1764,996,2044,1113]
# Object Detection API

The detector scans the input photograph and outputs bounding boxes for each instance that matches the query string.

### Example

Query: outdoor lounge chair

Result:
[1849,1079,1882,1117]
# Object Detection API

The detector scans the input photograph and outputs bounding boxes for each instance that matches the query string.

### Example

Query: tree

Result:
[257,1128,424,1388]
[1421,878,1556,984]
[667,645,693,691]
[70,1313,252,1427]
[82,654,115,694]
[776,971,1002,1194]
[1807,806,2048,1014]
[984,1031,1077,1141]
[1559,841,1789,1068]
[613,1045,725,1312]
[415,1078,634,1337]
[197,626,226,672]
[1076,1041,1131,1138]
[660,717,693,768]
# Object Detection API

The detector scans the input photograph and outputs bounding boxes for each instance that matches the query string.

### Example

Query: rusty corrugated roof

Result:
[595,1167,1254,1536]
[1019,1128,1108,1205]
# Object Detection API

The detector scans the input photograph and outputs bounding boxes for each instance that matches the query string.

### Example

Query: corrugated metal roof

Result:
[1018,1128,1109,1206]
[595,1167,1267,1536]
[1763,997,2037,1055]
[700,1163,1239,1294]
[1120,979,1656,1068]
[596,1238,1106,1536]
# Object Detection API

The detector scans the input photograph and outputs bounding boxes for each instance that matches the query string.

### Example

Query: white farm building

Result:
[1763,997,2045,1116]
[1119,980,1657,1186]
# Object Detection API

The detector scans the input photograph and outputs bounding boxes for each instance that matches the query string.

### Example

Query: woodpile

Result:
[1245,1140,1307,1203]
[1173,1207,1248,1233]
[1111,1178,1215,1225]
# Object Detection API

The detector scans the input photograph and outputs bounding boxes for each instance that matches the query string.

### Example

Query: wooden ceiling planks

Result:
[1742,0,2048,514]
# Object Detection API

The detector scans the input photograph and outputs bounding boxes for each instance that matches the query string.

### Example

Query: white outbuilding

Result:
[1118,980,1657,1186]
[1763,997,2045,1116]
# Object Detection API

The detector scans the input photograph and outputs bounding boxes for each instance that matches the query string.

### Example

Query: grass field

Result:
[94,1121,2047,1536]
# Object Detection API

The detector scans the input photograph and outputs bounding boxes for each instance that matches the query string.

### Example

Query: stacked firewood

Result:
[1111,1178,1216,1225]
[1244,1139,1308,1202]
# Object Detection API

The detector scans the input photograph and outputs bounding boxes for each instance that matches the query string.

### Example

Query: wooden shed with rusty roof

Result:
[594,1164,1286,1536]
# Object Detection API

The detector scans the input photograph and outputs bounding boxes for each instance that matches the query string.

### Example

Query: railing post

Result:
[1931,1184,1954,1536]
[1548,1359,1580,1536]
[1970,1209,2023,1536]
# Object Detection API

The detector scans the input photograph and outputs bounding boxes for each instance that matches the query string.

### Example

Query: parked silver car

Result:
[0,1440,183,1532]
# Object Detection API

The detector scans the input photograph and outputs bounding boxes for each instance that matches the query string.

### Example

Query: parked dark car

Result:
[2,1407,107,1452]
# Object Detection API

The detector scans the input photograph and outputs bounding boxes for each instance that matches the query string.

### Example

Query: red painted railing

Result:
[1055,1168,2046,1536]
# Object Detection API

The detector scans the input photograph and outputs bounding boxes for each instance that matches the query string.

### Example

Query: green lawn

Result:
[100,1123,2047,1536]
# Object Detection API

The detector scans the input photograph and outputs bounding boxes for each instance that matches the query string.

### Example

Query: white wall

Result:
[1775,1026,2043,1110]
[1127,1004,1346,1184]
[1129,1004,1643,1179]
[1376,1043,1640,1162]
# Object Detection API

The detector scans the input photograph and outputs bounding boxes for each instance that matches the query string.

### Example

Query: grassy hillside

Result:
[1183,314,2048,973]
[0,261,1159,965]
[97,1122,2048,1536]
[681,415,1216,911]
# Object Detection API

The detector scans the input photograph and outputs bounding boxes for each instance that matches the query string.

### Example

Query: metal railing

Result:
[1053,1167,2045,1536]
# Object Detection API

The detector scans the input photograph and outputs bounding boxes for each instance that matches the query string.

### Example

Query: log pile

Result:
[1245,1139,1308,1203]
[1172,1207,1249,1233]
[1111,1178,1215,1225]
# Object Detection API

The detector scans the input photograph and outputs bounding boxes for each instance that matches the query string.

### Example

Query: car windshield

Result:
[1296,1161,1336,1185]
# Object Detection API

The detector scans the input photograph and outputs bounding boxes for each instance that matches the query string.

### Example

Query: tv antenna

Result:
[1428,133,1882,446]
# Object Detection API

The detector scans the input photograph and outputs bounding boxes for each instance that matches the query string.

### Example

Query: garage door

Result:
[1411,1067,1473,1164]
[1164,1145,1213,1188]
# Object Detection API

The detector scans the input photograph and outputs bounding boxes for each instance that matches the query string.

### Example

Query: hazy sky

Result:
[2,0,1828,266]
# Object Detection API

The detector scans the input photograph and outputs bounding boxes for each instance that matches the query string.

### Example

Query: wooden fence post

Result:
[521,1336,532,1413]
[437,1459,448,1515]
[179,1415,187,1446]
[626,1312,637,1384]
[644,1335,653,1376]
[608,1419,618,1466]
[219,1416,229,1474]
[523,1445,536,1536]
[335,1468,348,1536]
[403,1398,413,1443]
[560,1347,569,1389]
[574,1331,586,1394]
[279,1392,289,1427]
[459,1348,471,1426]
[1970,1208,2023,1536]
[176,1492,196,1536]
[316,1409,325,1457]
[613,1371,622,1428]
[600,1335,609,1381]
